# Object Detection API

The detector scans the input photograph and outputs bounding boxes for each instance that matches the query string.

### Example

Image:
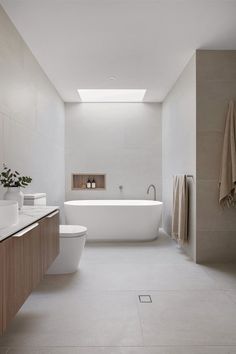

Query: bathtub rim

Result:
[64,199,163,207]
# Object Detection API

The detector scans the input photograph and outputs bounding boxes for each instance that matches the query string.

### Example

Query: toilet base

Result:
[47,235,86,274]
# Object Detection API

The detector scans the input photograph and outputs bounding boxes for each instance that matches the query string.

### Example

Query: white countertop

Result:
[0,205,59,242]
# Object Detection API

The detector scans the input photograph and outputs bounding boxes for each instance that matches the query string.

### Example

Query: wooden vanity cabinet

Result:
[0,209,59,334]
[40,210,59,273]
[2,222,41,331]
[0,243,3,335]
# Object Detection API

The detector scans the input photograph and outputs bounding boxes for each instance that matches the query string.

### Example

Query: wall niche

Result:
[72,173,106,190]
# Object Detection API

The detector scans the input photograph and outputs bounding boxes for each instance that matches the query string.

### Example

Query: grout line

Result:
[34,287,235,294]
[135,293,146,347]
[4,344,236,349]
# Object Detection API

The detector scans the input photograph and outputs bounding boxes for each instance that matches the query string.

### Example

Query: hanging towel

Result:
[219,100,236,207]
[172,175,188,244]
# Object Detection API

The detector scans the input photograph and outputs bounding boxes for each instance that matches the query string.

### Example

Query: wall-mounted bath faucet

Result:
[147,184,157,201]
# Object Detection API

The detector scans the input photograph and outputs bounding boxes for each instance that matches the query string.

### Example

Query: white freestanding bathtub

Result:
[64,200,163,241]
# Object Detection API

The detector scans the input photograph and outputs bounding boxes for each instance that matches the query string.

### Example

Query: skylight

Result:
[77,89,146,102]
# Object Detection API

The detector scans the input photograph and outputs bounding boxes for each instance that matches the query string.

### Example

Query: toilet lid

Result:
[60,225,87,238]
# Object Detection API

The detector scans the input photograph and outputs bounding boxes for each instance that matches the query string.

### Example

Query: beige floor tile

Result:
[7,348,120,354]
[2,235,236,352]
[121,347,236,354]
[202,264,236,289]
[139,290,236,345]
[6,346,236,354]
[82,232,190,265]
[42,262,216,292]
[225,290,236,305]
[0,292,142,347]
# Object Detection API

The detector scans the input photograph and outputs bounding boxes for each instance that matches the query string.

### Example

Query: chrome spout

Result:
[147,184,157,201]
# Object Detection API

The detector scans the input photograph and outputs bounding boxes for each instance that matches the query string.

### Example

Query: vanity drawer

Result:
[39,210,60,273]
[2,222,41,331]
[0,209,59,334]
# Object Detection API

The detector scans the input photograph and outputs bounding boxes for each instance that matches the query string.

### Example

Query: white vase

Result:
[3,187,24,210]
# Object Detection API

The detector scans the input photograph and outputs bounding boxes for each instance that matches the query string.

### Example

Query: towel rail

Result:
[172,174,194,178]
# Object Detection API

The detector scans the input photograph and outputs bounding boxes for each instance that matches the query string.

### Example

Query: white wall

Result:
[162,55,196,260]
[65,103,162,201]
[0,5,65,210]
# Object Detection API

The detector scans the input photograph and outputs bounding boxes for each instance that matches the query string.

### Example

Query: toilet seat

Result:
[60,225,87,238]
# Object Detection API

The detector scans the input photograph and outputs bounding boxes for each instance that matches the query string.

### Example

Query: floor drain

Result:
[138,295,152,303]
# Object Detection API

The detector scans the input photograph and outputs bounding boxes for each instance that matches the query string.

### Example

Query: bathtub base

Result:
[86,234,159,243]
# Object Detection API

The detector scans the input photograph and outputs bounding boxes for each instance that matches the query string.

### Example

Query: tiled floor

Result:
[1,231,236,353]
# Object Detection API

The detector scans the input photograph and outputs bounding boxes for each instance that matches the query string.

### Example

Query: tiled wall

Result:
[65,103,162,201]
[162,55,196,261]
[163,51,236,263]
[0,6,65,210]
[196,50,236,262]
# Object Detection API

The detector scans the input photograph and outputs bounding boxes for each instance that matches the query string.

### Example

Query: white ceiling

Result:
[1,0,236,102]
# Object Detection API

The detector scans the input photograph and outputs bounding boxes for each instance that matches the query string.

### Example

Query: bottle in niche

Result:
[86,178,91,189]
[91,178,96,189]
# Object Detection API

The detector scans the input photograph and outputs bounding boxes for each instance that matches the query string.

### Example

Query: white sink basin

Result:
[0,200,19,229]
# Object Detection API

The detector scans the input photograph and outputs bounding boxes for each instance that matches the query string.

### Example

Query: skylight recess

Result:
[77,89,146,102]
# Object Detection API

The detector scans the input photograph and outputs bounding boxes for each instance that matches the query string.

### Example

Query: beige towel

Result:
[172,175,188,244]
[219,100,236,207]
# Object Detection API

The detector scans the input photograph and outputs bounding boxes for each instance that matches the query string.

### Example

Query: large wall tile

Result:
[0,113,5,166]
[196,50,236,262]
[197,180,236,232]
[162,54,196,261]
[197,80,236,133]
[197,132,223,180]
[0,6,65,209]
[197,50,236,82]
[65,102,162,201]
[197,93,228,133]
[197,230,236,263]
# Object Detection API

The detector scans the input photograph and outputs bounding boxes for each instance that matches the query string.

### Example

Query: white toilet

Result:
[47,225,87,274]
[23,193,87,275]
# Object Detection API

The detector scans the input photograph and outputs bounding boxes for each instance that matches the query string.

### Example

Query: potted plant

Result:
[0,164,32,209]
